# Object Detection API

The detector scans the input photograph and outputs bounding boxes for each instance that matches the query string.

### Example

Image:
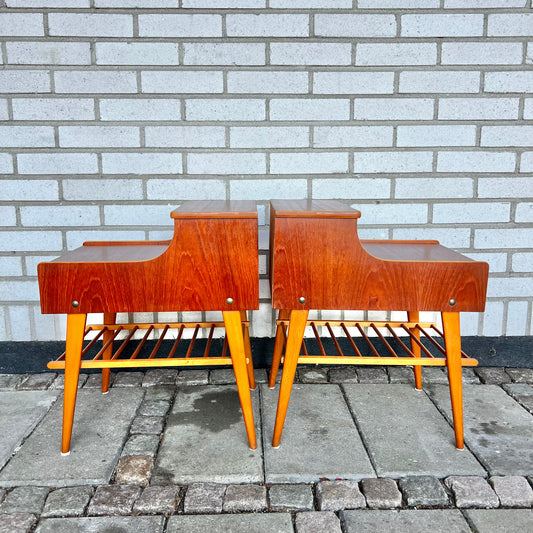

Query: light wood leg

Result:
[223,310,257,450]
[62,313,87,455]
[408,311,422,390]
[102,312,116,394]
[240,310,256,390]
[272,309,308,448]
[268,309,290,388]
[442,311,464,450]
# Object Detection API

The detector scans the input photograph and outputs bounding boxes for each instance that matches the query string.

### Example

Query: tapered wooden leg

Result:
[62,313,87,455]
[223,310,257,450]
[240,310,256,390]
[102,312,116,394]
[268,309,290,388]
[442,311,464,450]
[272,309,308,448]
[408,311,422,390]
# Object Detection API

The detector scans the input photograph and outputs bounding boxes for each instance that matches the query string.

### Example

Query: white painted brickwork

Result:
[0,1,531,342]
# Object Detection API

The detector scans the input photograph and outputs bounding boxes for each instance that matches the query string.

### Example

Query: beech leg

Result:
[62,313,87,455]
[407,311,422,390]
[223,310,257,450]
[240,310,256,390]
[102,312,116,394]
[272,309,308,448]
[442,311,464,450]
[268,309,290,388]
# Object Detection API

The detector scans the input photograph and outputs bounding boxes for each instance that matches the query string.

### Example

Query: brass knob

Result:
[449,299,456,306]
[226,297,234,305]
[71,301,79,308]
[299,297,306,304]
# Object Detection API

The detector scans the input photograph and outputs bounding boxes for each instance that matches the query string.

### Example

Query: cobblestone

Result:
[298,368,328,384]
[50,374,88,390]
[445,476,500,508]
[130,416,165,435]
[503,384,533,414]
[0,513,36,533]
[316,480,366,511]
[143,385,175,402]
[209,368,236,385]
[113,372,144,387]
[138,400,171,417]
[87,485,142,516]
[16,374,56,391]
[83,373,113,389]
[361,478,402,509]
[295,511,342,533]
[176,370,209,386]
[0,375,23,390]
[399,476,450,508]
[506,368,533,383]
[462,368,480,384]
[122,434,160,457]
[420,367,448,384]
[114,456,154,486]
[183,483,225,514]
[133,486,181,515]
[490,476,533,507]
[475,368,512,385]
[268,484,314,511]
[328,367,358,383]
[223,484,267,512]
[357,367,388,384]
[142,369,178,387]
[41,486,93,518]
[0,487,49,515]
[388,367,415,384]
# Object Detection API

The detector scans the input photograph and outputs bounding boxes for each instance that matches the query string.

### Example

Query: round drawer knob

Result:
[299,296,306,304]
[449,299,456,306]
[226,297,234,305]
[71,301,79,308]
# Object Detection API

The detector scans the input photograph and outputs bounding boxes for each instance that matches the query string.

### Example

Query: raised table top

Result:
[171,200,257,219]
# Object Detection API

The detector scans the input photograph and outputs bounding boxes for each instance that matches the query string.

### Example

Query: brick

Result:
[227,14,309,36]
[0,126,54,147]
[397,125,476,147]
[103,205,171,226]
[393,227,471,248]
[96,43,179,65]
[18,153,98,175]
[314,72,395,94]
[467,252,506,272]
[8,0,90,4]
[147,178,226,200]
[227,71,308,94]
[353,151,433,173]
[231,179,307,200]
[188,152,265,174]
[271,0,350,5]
[482,126,533,147]
[400,71,480,93]
[314,178,391,199]
[399,476,450,507]
[446,0,526,5]
[88,485,142,516]
[223,484,267,512]
[271,43,351,65]
[55,71,137,94]
[0,179,58,201]
[485,72,533,93]
[66,230,145,249]
[49,13,133,37]
[357,203,428,225]
[100,98,180,121]
[438,97,519,120]
[433,202,510,224]
[512,252,533,272]
[184,483,225,514]
[142,71,223,94]
[59,126,140,147]
[186,98,265,121]
[476,228,532,249]
[0,153,13,173]
[146,126,225,147]
[479,177,533,198]
[0,100,7,120]
[506,302,529,336]
[63,179,142,200]
[315,14,396,37]
[0,70,50,93]
[482,301,504,335]
[133,486,181,515]
[354,98,434,120]
[231,126,309,148]
[487,277,533,298]
[0,257,23,276]
[13,98,94,120]
[488,14,533,36]
[522,152,533,171]
[270,98,349,121]
[314,126,392,147]
[139,14,221,37]
[445,476,499,508]
[295,512,342,533]
[7,306,32,339]
[42,487,94,518]
[21,205,100,227]
[0,14,44,36]
[357,43,437,65]
[270,152,349,174]
[402,14,484,36]
[516,202,533,222]
[437,152,516,173]
[184,43,265,65]
[360,0,439,5]
[525,99,533,119]
[361,478,402,509]
[442,42,523,65]
[316,480,366,511]
[102,153,182,174]
[6,41,90,66]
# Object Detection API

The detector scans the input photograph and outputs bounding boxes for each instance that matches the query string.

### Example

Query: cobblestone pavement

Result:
[0,367,532,532]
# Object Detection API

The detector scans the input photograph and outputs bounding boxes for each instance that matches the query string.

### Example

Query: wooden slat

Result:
[340,323,363,357]
[326,322,344,357]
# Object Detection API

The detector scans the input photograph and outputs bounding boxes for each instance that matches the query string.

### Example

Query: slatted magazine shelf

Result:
[269,199,489,450]
[38,200,259,453]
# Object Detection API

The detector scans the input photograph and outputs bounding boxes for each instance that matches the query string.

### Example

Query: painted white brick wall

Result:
[0,1,531,341]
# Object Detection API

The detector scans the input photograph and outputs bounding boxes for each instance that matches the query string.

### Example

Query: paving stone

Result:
[262,384,374,483]
[298,367,328,384]
[462,368,480,384]
[316,480,365,511]
[209,368,236,385]
[142,369,178,387]
[87,485,142,516]
[114,456,154,486]
[42,486,93,518]
[0,513,36,533]
[223,483,267,512]
[475,368,512,385]
[17,373,57,391]
[0,490,4,503]
[420,367,449,385]
[0,391,59,471]
[388,367,415,384]
[153,385,262,484]
[356,367,388,383]
[343,384,484,478]
[328,367,358,383]
[269,484,314,511]
[167,513,293,532]
[143,385,175,402]
[0,389,143,487]
[490,476,533,507]
[122,434,160,457]
[0,375,23,390]
[35,516,165,532]
[295,511,342,533]
[361,478,402,509]
[252,368,268,383]
[176,370,209,386]
[113,371,144,387]
[50,374,88,390]
[503,383,533,414]
[506,368,533,384]
[183,483,226,514]
[0,486,49,514]
[428,384,533,476]
[464,509,533,533]
[398,476,450,508]
[82,373,114,389]
[130,416,164,435]
[445,476,500,508]
[138,400,170,417]
[342,509,471,532]
[133,485,181,515]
